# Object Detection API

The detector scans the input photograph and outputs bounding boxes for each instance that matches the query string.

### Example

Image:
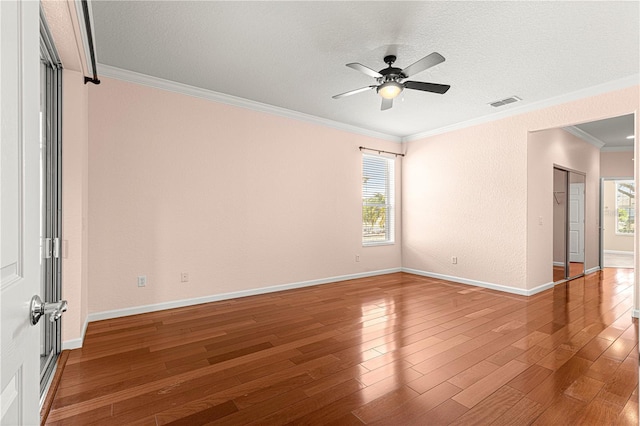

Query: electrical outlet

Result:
[180,272,189,283]
[355,255,360,262]
[137,275,147,287]
[452,256,457,264]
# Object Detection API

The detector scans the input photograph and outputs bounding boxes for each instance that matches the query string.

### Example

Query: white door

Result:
[1,1,41,424]
[569,182,585,263]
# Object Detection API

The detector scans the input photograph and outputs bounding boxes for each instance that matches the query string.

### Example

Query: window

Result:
[616,180,635,234]
[362,154,395,245]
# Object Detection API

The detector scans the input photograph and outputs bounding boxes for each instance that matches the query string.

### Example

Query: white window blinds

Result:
[362,154,395,245]
[616,180,635,234]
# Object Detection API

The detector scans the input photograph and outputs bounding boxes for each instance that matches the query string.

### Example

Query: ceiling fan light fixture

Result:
[377,81,403,99]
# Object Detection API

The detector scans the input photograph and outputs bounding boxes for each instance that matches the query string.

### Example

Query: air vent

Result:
[489,96,521,108]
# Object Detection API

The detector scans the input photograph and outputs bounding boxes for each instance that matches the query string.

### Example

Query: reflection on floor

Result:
[604,251,634,269]
[45,270,638,425]
[553,262,586,282]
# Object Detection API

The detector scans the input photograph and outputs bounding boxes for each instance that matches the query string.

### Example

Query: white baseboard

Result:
[60,265,612,350]
[604,250,634,255]
[87,268,402,324]
[553,261,565,267]
[401,268,554,296]
[633,309,640,319]
[62,315,89,350]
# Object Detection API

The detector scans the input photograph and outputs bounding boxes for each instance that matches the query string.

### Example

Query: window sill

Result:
[362,241,395,247]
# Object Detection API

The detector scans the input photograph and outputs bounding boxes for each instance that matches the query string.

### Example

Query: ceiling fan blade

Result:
[381,97,393,111]
[332,86,376,99]
[401,52,445,77]
[346,63,383,78]
[404,81,451,94]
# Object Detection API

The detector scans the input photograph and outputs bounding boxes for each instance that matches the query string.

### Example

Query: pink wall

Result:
[403,85,638,294]
[87,78,402,314]
[61,70,89,346]
[402,118,527,290]
[601,151,634,177]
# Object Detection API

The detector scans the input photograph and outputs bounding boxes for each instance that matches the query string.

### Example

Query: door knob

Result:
[30,295,67,325]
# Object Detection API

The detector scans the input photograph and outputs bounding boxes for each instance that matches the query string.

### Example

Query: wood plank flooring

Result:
[45,270,638,425]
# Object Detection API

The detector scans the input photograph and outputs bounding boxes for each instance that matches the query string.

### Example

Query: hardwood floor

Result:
[45,270,638,425]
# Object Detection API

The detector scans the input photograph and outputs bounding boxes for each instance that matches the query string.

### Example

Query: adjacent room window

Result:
[362,154,395,245]
[616,180,635,234]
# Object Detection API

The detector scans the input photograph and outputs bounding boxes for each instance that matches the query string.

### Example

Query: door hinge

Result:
[53,237,61,259]
[43,237,61,259]
[44,238,52,259]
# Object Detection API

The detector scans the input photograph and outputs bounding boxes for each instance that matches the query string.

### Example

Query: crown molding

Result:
[97,64,402,143]
[402,74,639,143]
[562,126,605,148]
[96,64,637,145]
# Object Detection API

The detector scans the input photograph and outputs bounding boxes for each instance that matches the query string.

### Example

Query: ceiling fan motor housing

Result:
[379,67,404,79]
[379,56,405,82]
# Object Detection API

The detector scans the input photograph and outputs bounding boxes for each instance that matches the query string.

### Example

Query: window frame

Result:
[615,180,635,236]
[361,154,395,246]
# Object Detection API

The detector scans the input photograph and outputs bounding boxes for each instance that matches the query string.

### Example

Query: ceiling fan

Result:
[332,52,450,111]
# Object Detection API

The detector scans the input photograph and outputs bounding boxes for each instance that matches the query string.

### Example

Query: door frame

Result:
[39,7,64,399]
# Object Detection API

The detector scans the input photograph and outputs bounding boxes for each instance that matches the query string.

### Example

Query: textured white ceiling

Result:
[91,1,639,139]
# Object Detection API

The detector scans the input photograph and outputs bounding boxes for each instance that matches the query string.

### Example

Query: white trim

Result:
[403,74,639,142]
[604,250,634,255]
[562,126,605,149]
[62,315,89,350]
[401,268,554,296]
[632,309,639,319]
[585,266,601,275]
[96,65,637,146]
[553,261,565,267]
[87,268,402,323]
[61,264,613,348]
[97,64,401,143]
[73,0,94,77]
